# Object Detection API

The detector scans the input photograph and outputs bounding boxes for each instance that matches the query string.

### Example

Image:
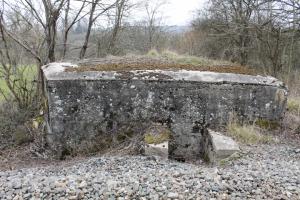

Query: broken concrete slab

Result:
[204,130,240,163]
[144,141,169,159]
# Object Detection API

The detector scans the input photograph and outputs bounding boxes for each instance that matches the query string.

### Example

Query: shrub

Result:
[0,101,37,147]
[161,50,179,59]
[146,49,160,57]
[150,49,234,67]
[0,63,40,148]
[0,65,37,109]
[13,125,33,145]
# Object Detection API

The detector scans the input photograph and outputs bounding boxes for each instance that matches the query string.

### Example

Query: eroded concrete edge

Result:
[42,62,286,88]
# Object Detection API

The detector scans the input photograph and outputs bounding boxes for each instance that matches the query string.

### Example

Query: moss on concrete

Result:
[67,55,257,75]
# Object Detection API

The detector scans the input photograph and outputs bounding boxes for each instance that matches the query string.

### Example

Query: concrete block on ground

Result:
[205,129,240,163]
[145,141,168,159]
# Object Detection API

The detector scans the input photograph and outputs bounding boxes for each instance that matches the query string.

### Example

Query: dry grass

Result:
[161,50,232,66]
[287,97,300,116]
[68,51,257,75]
[147,49,160,57]
[144,131,171,144]
[227,122,274,144]
[282,70,300,96]
[255,119,280,130]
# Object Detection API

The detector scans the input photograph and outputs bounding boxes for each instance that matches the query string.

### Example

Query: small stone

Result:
[167,192,179,199]
[13,195,23,200]
[55,181,66,188]
[68,196,78,200]
[23,193,31,198]
[78,181,87,189]
[107,180,118,191]
[149,193,159,200]
[12,181,22,190]
[286,186,297,191]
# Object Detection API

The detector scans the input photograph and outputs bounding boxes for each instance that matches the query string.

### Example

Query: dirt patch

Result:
[0,144,99,171]
[0,145,54,171]
[66,56,258,75]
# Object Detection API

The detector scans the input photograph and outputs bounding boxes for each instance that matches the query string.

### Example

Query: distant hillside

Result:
[164,25,190,33]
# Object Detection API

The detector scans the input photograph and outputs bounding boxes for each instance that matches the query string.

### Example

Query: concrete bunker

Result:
[42,59,287,160]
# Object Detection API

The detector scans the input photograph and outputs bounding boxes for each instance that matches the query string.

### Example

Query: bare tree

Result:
[42,0,66,62]
[0,0,67,98]
[79,0,116,59]
[204,0,264,65]
[0,13,35,108]
[62,0,87,59]
[191,0,300,76]
[107,0,132,54]
[143,0,167,51]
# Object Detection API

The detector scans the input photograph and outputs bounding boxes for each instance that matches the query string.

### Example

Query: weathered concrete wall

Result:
[43,63,287,159]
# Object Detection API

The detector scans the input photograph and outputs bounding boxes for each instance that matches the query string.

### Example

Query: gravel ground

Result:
[0,144,299,200]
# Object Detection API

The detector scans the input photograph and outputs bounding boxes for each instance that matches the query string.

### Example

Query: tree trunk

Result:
[79,1,97,59]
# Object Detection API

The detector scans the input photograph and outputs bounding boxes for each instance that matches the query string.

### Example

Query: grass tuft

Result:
[287,97,300,115]
[255,119,280,130]
[227,122,274,144]
[161,50,179,59]
[146,49,160,57]
[144,131,170,144]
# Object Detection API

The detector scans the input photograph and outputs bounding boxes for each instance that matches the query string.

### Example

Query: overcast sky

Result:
[162,0,206,25]
[132,0,206,26]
